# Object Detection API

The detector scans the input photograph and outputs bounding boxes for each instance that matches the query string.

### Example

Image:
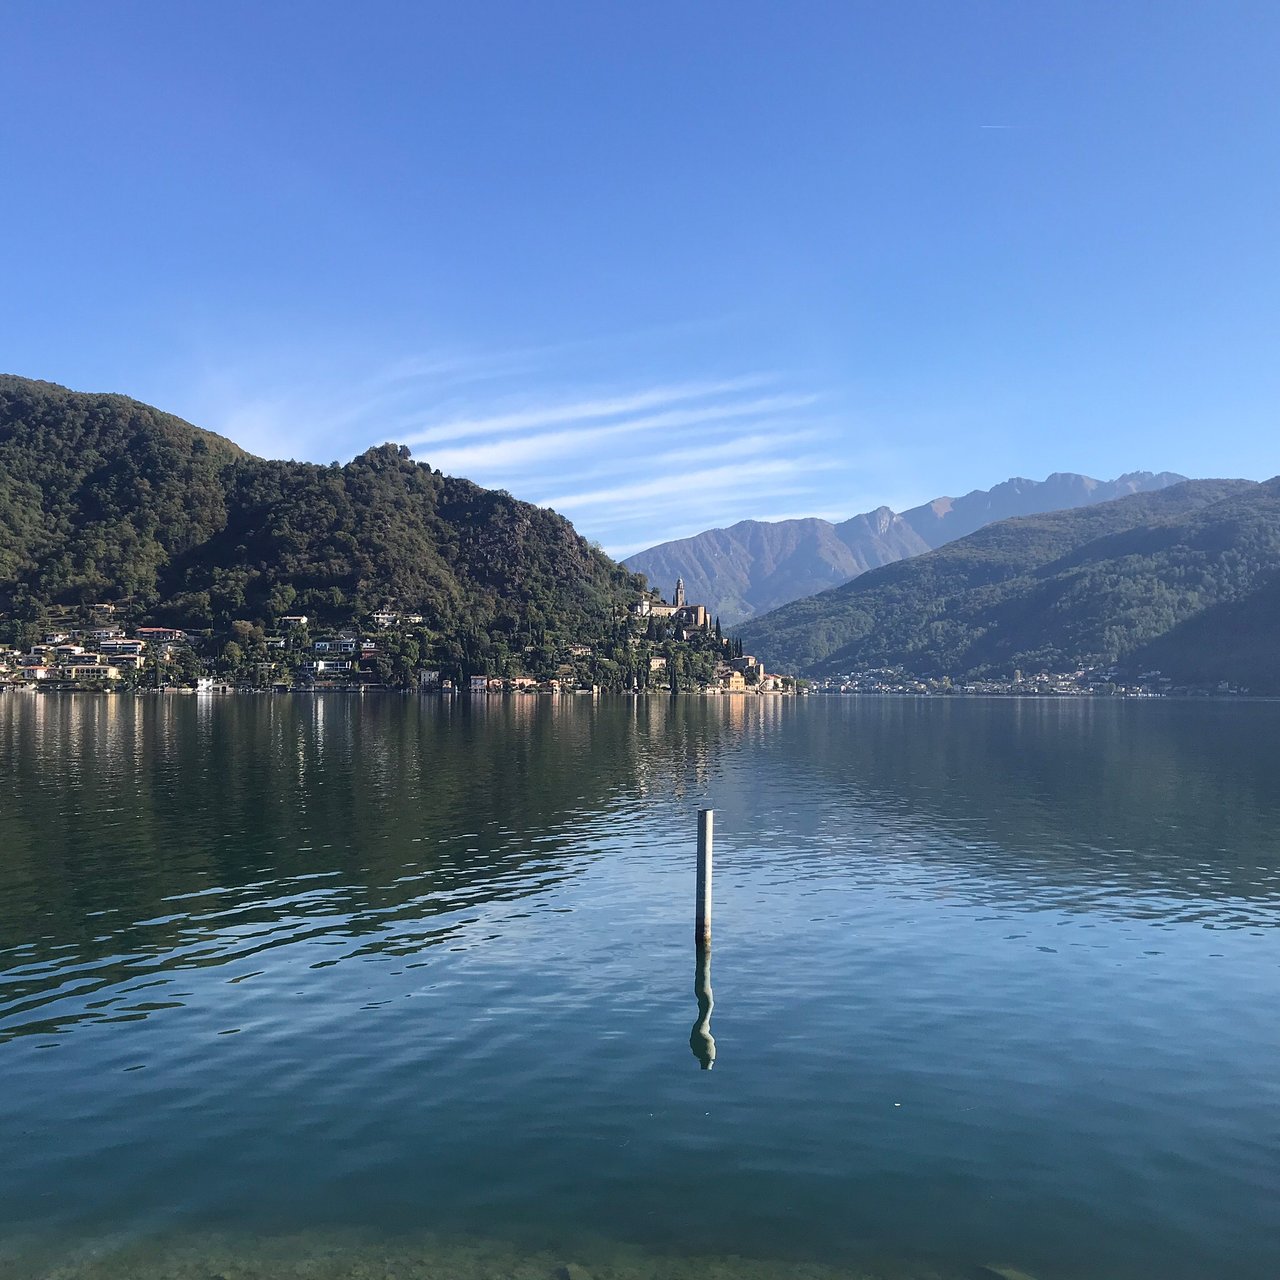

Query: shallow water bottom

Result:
[1,1229,1021,1280]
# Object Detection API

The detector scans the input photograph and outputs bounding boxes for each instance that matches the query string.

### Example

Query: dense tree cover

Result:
[152,441,638,642]
[738,478,1280,690]
[1131,556,1280,693]
[0,376,242,610]
[0,376,650,683]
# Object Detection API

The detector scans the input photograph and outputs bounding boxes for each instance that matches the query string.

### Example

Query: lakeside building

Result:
[303,659,353,677]
[105,653,145,672]
[0,619,214,689]
[63,662,120,681]
[372,609,424,628]
[0,590,794,697]
[631,579,713,633]
[711,653,784,694]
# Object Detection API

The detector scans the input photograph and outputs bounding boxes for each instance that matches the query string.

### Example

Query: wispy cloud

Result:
[195,344,546,460]
[657,429,825,467]
[398,366,841,551]
[403,375,777,447]
[423,396,817,474]
[541,457,827,511]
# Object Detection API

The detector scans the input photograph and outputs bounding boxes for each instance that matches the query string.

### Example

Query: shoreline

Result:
[0,684,1273,702]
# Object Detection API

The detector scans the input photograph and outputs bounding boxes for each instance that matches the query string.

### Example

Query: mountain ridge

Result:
[625,470,1188,625]
[736,477,1280,691]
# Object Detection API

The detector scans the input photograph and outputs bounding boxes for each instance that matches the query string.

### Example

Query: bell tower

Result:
[674,578,686,608]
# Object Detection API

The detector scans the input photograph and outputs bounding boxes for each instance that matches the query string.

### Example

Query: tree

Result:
[172,646,204,683]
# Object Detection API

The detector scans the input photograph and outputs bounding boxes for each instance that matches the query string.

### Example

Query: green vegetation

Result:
[0,376,667,687]
[0,377,242,613]
[738,477,1280,692]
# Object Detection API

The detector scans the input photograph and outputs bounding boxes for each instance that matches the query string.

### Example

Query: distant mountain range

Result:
[737,477,1280,692]
[7,374,1276,695]
[625,471,1188,625]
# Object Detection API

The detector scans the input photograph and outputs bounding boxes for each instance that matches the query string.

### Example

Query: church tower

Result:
[674,578,686,608]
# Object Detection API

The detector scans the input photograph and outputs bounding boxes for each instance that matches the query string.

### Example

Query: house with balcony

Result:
[61,662,118,682]
[135,627,188,643]
[302,659,353,677]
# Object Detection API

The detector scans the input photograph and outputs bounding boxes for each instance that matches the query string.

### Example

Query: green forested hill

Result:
[0,376,243,604]
[1130,561,1280,692]
[738,478,1280,689]
[0,376,639,652]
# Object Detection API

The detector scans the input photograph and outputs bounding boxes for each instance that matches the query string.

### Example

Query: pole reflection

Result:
[689,944,715,1069]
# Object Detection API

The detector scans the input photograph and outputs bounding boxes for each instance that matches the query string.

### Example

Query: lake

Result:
[0,693,1276,1280]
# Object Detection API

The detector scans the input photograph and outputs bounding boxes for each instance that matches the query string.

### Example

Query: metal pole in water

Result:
[696,808,714,946]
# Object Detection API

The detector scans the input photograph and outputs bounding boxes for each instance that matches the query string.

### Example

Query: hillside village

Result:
[0,580,794,696]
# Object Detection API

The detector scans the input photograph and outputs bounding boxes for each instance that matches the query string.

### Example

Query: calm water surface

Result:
[0,693,1277,1280]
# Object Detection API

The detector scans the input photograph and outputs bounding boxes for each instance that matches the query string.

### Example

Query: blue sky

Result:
[2,2,1277,556]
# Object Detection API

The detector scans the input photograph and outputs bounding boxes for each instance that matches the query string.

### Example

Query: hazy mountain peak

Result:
[625,470,1189,627]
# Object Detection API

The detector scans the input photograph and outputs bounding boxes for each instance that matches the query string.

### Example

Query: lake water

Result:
[0,693,1277,1280]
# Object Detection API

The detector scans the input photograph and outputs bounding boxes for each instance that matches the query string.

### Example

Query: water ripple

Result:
[0,695,1277,1280]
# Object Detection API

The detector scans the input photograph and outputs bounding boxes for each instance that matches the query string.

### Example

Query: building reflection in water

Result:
[689,943,716,1069]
